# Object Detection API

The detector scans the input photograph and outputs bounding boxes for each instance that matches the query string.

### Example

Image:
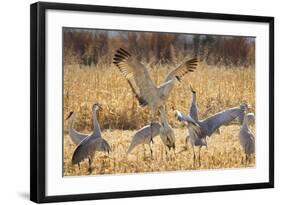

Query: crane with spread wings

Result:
[175,102,248,167]
[113,48,198,119]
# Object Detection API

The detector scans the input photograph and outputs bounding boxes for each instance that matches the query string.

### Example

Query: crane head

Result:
[247,112,255,125]
[240,102,249,112]
[92,103,103,111]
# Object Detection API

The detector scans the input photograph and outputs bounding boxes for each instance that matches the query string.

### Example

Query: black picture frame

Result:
[30,2,274,203]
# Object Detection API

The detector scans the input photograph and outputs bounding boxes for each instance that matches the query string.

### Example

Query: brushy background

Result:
[63,28,255,175]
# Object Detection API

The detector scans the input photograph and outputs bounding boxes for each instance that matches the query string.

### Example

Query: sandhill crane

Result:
[175,103,248,166]
[239,112,255,164]
[159,106,176,159]
[127,122,161,158]
[113,48,198,120]
[183,85,199,148]
[185,85,221,147]
[65,111,87,145]
[71,103,111,173]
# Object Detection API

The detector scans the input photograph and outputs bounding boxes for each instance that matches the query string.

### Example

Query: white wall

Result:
[0,0,279,204]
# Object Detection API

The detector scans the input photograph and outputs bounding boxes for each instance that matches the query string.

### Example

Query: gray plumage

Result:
[113,48,198,112]
[189,85,199,122]
[71,103,111,173]
[176,112,205,166]
[177,103,248,139]
[238,103,249,125]
[127,122,161,156]
[72,137,111,165]
[66,111,87,145]
[184,85,199,148]
[239,112,255,164]
[175,103,247,166]
[159,106,176,158]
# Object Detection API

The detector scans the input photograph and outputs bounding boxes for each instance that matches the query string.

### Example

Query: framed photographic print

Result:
[30,1,274,203]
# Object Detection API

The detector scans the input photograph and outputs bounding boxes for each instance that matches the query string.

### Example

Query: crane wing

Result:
[113,48,157,107]
[97,138,111,153]
[72,136,103,164]
[69,129,88,145]
[200,106,243,137]
[165,58,198,82]
[175,110,199,126]
[127,122,161,154]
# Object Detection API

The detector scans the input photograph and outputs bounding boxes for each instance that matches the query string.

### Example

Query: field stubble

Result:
[64,63,255,130]
[64,126,255,176]
[63,62,255,175]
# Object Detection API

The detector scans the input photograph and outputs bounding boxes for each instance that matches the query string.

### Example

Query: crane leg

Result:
[149,143,153,159]
[151,109,156,122]
[150,132,154,159]
[165,147,168,161]
[143,144,146,160]
[245,154,249,165]
[185,136,190,150]
[88,157,92,174]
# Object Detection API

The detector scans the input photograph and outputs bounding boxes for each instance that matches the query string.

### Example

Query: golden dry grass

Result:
[63,62,255,176]
[63,126,255,176]
[64,63,255,130]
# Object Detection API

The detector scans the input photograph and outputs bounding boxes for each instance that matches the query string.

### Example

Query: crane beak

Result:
[98,104,103,111]
[190,84,196,93]
[65,111,73,120]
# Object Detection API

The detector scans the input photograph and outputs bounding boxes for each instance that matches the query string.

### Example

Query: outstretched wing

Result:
[165,58,198,82]
[200,106,243,137]
[175,110,199,126]
[113,48,157,106]
[69,128,88,145]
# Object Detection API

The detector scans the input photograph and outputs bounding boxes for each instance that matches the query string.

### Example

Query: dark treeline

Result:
[63,28,255,67]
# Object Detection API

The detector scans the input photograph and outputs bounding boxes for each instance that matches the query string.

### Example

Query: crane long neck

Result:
[68,114,75,130]
[160,107,168,127]
[192,92,196,105]
[242,114,249,129]
[93,109,101,134]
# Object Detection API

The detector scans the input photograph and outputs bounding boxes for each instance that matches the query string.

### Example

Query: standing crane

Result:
[239,112,255,164]
[127,122,161,158]
[184,85,199,148]
[71,103,111,173]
